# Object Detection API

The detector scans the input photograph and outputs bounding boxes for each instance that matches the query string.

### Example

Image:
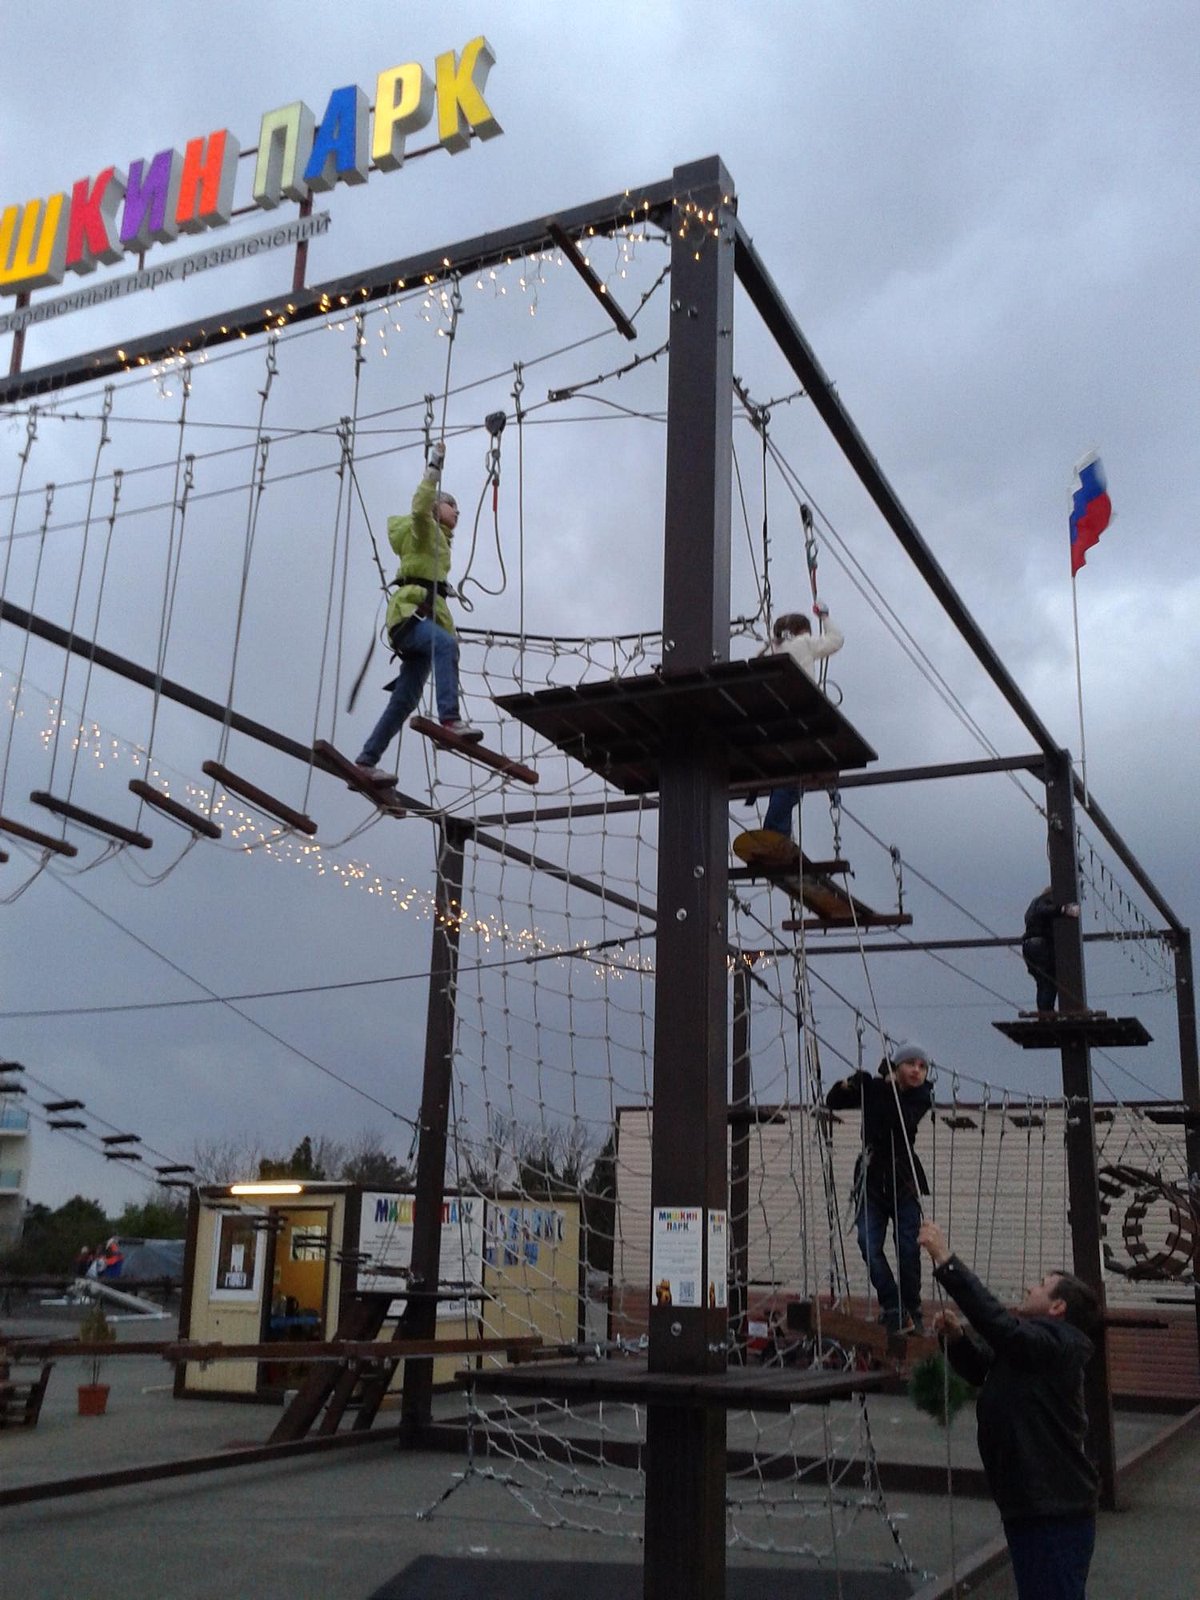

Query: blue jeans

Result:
[763,784,800,839]
[1004,1513,1095,1599]
[355,616,461,766]
[855,1191,922,1327]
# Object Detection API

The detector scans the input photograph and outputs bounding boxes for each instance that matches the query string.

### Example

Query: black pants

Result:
[1022,937,1057,1011]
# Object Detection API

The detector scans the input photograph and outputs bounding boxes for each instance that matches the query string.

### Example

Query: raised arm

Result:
[919,1223,1080,1370]
[825,1069,869,1110]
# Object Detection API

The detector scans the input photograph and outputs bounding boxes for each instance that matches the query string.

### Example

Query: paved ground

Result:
[2,1307,1195,1598]
[949,1423,1200,1600]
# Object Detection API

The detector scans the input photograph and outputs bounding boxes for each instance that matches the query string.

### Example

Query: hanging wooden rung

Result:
[129,780,223,840]
[201,760,318,836]
[0,813,78,858]
[30,791,153,850]
[410,717,539,786]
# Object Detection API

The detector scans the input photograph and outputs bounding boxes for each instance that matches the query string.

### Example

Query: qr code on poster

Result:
[678,1280,696,1305]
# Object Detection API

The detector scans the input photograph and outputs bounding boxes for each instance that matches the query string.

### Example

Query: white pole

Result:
[1071,572,1088,807]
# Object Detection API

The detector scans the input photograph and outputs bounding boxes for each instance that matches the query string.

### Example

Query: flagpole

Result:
[1070,569,1088,807]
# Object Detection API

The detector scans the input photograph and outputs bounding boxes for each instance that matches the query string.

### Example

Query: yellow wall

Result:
[183,1191,581,1399]
[183,1195,344,1396]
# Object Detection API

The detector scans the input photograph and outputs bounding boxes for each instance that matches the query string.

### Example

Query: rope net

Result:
[0,229,1192,1578]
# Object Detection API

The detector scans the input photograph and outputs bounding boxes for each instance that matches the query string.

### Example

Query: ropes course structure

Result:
[1,158,1197,1597]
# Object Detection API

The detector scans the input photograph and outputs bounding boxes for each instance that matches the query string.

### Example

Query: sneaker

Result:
[440,718,484,743]
[350,763,398,789]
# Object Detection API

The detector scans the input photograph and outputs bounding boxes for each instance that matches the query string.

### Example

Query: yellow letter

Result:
[0,194,67,293]
[373,62,434,171]
[435,36,501,155]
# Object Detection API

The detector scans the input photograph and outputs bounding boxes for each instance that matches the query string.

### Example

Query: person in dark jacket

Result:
[1021,888,1080,1014]
[919,1219,1100,1600]
[825,1044,932,1331]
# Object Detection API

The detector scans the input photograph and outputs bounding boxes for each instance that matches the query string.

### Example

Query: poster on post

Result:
[650,1205,703,1309]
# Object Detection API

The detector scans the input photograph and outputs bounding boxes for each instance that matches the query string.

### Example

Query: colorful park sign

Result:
[0,37,500,299]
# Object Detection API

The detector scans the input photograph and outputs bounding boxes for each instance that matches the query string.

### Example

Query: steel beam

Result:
[644,155,736,1600]
[729,966,751,1358]
[1170,933,1200,1369]
[1044,750,1118,1509]
[0,177,680,406]
[733,221,1062,757]
[1072,776,1184,936]
[400,820,467,1436]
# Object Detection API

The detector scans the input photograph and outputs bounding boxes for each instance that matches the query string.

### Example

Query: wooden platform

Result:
[993,1013,1152,1049]
[458,1354,886,1410]
[495,656,875,795]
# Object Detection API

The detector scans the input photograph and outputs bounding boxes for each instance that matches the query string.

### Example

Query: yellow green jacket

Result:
[385,474,455,636]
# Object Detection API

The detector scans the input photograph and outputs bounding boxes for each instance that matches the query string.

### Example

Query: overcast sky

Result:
[1,1,1197,1214]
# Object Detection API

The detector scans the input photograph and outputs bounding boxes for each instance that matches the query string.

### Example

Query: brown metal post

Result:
[644,156,736,1600]
[1170,932,1200,1366]
[1044,750,1118,1509]
[8,292,30,377]
[729,964,751,1357]
[400,819,467,1437]
[292,196,313,293]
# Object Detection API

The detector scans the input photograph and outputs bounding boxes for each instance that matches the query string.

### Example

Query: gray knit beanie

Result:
[890,1043,929,1068]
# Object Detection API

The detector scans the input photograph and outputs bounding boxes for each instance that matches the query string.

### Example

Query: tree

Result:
[0,1194,109,1274]
[258,1135,327,1181]
[191,1136,267,1185]
[337,1130,413,1188]
[113,1197,187,1239]
[581,1131,617,1276]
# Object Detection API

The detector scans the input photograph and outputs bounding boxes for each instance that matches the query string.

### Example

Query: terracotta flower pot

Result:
[77,1383,110,1417]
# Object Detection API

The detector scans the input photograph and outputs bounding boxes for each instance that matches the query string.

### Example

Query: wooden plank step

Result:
[312,740,407,815]
[410,717,538,785]
[129,780,222,840]
[202,761,317,835]
[733,830,908,929]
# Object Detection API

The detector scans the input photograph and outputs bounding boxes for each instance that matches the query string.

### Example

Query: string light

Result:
[1,669,655,983]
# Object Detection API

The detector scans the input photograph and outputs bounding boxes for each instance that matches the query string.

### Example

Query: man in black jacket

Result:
[918,1220,1100,1600]
[1021,888,1080,1015]
[826,1044,932,1332]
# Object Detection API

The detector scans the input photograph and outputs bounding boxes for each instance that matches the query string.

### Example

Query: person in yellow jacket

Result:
[353,443,482,781]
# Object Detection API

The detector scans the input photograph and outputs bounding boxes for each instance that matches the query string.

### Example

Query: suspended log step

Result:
[312,740,407,815]
[129,779,222,840]
[201,760,317,836]
[0,814,77,858]
[29,791,152,850]
[732,830,910,930]
[993,1013,1151,1049]
[410,718,539,786]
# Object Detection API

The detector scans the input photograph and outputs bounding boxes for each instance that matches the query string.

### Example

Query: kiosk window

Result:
[212,1213,261,1300]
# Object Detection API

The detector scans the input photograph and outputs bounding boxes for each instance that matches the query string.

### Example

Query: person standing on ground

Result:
[825,1044,932,1332]
[919,1219,1100,1600]
[353,442,481,782]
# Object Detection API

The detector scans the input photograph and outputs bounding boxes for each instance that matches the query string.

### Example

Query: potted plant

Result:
[77,1299,116,1416]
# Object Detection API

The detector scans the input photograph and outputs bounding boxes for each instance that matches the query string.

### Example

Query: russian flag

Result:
[1068,454,1112,577]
